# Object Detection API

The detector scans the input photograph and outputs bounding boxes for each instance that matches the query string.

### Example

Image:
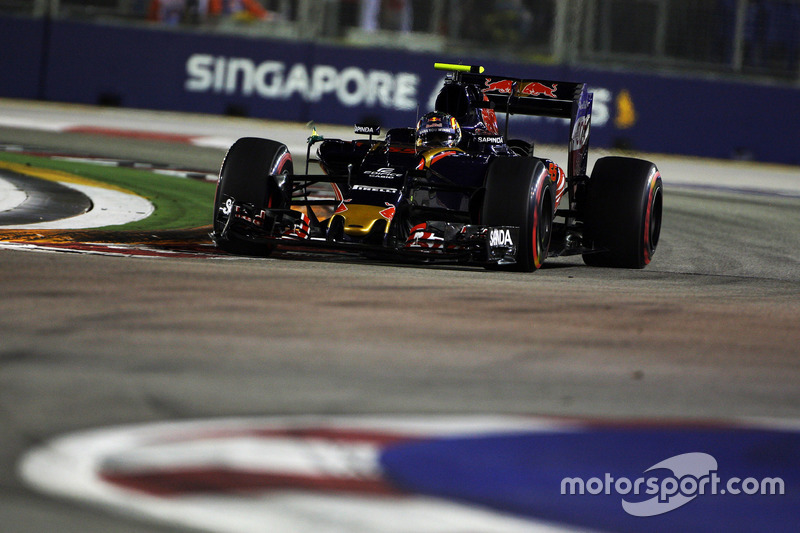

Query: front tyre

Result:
[582,156,663,268]
[212,137,293,256]
[482,157,554,272]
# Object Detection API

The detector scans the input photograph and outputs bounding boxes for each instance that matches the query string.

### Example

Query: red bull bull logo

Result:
[480,94,499,134]
[483,78,558,98]
[520,81,558,98]
[483,78,515,94]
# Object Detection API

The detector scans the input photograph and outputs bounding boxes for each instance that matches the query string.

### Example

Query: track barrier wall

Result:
[2,16,798,165]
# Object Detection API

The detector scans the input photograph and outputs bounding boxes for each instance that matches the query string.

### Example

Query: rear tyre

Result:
[212,137,293,256]
[482,157,554,272]
[582,156,663,268]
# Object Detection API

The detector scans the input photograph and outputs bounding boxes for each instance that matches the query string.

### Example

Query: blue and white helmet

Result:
[415,112,462,149]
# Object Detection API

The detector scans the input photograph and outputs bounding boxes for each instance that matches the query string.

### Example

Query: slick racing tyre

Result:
[212,137,292,256]
[582,156,663,268]
[482,157,555,272]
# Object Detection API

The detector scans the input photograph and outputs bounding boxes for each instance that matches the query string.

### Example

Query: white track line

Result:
[0,176,27,212]
[0,181,153,229]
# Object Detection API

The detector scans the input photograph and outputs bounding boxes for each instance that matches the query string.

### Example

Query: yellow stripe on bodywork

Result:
[418,147,464,169]
[332,204,391,237]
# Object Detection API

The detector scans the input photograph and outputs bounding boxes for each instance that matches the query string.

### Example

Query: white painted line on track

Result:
[51,156,126,167]
[0,176,27,212]
[192,136,310,162]
[0,181,153,229]
[190,135,240,150]
[151,168,218,180]
[0,116,74,131]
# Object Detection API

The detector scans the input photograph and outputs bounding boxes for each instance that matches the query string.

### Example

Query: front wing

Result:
[213,203,520,266]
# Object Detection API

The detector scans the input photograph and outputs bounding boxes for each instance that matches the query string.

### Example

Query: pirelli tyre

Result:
[582,156,663,268]
[482,157,555,272]
[212,137,292,256]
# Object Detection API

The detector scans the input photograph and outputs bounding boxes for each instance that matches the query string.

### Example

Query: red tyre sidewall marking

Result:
[268,151,292,209]
[642,171,660,265]
[531,169,547,269]
[273,152,292,174]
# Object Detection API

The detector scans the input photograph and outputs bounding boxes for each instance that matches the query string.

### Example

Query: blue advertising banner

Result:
[1,16,798,165]
[0,16,45,99]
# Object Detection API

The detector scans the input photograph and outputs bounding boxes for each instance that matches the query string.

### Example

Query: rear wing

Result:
[434,63,593,177]
[462,73,579,119]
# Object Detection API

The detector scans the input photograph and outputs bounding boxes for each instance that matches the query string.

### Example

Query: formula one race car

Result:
[212,63,663,270]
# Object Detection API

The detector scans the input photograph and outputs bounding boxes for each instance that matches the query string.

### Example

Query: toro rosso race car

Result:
[212,63,663,270]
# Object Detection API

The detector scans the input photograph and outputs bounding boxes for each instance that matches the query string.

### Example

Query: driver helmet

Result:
[415,112,461,150]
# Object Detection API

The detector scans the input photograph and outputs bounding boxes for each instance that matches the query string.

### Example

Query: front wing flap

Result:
[403,221,519,265]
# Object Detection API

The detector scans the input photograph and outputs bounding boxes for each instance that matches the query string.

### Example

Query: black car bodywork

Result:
[212,63,663,271]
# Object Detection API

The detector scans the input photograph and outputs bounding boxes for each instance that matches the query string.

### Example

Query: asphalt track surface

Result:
[1,102,799,532]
